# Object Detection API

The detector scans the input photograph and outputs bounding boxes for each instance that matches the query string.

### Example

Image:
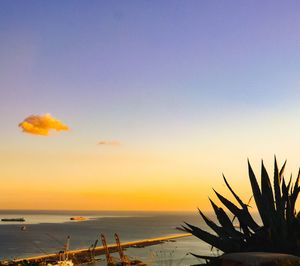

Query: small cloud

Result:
[19,113,69,136]
[98,140,121,146]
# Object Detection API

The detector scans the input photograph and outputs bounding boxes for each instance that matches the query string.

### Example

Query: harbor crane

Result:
[101,234,117,266]
[114,234,131,266]
[101,233,147,266]
[88,239,98,262]
[114,234,147,266]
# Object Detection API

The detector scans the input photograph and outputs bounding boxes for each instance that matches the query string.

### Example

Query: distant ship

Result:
[1,218,25,222]
[70,216,86,221]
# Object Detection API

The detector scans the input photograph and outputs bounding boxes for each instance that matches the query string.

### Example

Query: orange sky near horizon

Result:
[0,133,299,212]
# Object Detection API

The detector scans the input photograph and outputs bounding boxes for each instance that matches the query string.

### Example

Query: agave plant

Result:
[179,158,300,260]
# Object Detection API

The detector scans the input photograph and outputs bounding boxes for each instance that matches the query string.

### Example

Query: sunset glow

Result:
[1,1,300,211]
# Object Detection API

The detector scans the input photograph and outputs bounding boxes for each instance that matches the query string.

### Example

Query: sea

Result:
[0,210,217,266]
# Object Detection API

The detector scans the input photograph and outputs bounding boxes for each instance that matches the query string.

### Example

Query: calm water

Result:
[0,210,216,265]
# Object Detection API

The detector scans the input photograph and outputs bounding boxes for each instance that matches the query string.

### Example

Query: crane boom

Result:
[101,234,115,266]
[114,233,131,266]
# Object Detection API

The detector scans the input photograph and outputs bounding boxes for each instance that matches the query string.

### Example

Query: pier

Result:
[1,233,191,265]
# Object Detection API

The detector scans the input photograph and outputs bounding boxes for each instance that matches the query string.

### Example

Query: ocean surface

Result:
[0,210,218,266]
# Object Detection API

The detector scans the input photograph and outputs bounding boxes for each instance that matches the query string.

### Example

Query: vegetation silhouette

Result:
[179,157,300,264]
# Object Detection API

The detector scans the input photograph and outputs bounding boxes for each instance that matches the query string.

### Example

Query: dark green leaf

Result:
[183,222,238,252]
[209,199,243,238]
[261,160,275,226]
[248,160,267,225]
[198,209,231,239]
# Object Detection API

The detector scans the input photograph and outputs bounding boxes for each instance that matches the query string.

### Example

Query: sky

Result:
[1,1,300,211]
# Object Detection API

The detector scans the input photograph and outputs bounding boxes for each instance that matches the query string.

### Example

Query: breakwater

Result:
[1,233,191,265]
